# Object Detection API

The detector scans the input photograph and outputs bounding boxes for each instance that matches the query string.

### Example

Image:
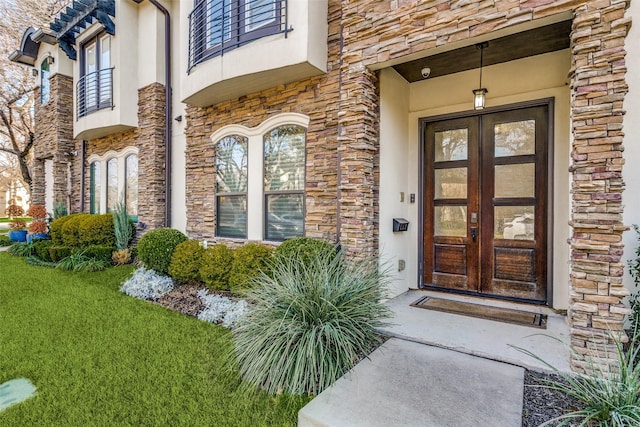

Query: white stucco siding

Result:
[379,49,572,309]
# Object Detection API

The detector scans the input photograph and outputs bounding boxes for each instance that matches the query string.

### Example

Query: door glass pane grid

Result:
[434,128,468,162]
[494,206,534,240]
[494,163,535,198]
[434,206,467,237]
[494,120,535,157]
[435,168,467,199]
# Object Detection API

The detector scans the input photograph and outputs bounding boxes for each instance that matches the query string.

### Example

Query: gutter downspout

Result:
[147,0,172,227]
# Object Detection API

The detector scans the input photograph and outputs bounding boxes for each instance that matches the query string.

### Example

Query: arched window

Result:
[263,125,305,241]
[125,154,138,218]
[89,161,100,214]
[40,58,50,105]
[215,135,248,238]
[106,158,118,212]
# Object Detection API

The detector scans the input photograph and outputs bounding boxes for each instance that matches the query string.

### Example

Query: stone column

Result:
[568,1,632,373]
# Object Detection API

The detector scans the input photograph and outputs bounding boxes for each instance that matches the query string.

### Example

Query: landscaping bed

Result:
[522,370,583,427]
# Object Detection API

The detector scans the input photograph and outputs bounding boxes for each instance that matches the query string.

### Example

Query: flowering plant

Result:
[9,220,27,230]
[28,220,48,234]
[27,204,47,220]
[7,204,24,218]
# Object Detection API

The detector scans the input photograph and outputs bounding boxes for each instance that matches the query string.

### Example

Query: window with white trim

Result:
[211,114,308,241]
[87,147,138,217]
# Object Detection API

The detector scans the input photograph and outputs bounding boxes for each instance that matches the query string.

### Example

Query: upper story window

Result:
[189,0,286,70]
[40,59,50,105]
[77,33,113,118]
[215,135,248,238]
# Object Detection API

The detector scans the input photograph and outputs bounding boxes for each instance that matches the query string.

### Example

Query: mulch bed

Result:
[155,283,208,317]
[522,370,584,427]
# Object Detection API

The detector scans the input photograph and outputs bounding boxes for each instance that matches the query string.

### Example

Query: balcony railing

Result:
[76,67,114,119]
[188,0,289,72]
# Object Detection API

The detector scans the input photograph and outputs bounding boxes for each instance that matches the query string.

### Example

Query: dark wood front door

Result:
[423,105,549,304]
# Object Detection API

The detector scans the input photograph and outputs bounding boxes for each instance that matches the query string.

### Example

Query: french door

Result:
[423,104,550,304]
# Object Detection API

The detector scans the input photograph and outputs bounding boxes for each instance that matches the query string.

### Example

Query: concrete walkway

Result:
[298,290,572,426]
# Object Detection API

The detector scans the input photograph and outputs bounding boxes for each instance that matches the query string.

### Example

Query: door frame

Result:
[417,98,555,306]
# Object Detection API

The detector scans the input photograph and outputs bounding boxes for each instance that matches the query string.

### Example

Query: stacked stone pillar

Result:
[568,1,631,372]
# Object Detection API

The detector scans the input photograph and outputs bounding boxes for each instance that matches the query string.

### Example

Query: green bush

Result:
[33,240,55,262]
[8,242,35,257]
[53,201,68,219]
[199,244,234,290]
[0,235,12,247]
[78,214,116,247]
[137,228,188,275]
[274,237,337,266]
[60,213,91,247]
[50,215,75,245]
[169,240,206,283]
[229,243,273,292]
[48,246,72,262]
[113,202,134,250]
[56,250,110,272]
[83,245,116,263]
[233,250,391,395]
[628,225,640,334]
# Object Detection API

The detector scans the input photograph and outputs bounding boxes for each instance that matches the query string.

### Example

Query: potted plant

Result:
[9,220,27,242]
[26,205,49,243]
[7,204,24,219]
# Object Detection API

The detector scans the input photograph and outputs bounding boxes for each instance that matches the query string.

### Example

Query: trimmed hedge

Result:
[274,237,337,266]
[169,240,206,283]
[83,245,116,263]
[138,228,188,275]
[33,240,55,262]
[229,243,273,292]
[199,244,234,291]
[48,246,72,262]
[50,214,75,245]
[60,213,91,247]
[78,214,116,247]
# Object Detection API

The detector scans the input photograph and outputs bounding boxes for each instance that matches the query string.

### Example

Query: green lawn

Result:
[0,217,30,223]
[0,252,306,426]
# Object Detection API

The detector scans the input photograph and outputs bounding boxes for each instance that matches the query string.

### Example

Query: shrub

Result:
[33,240,55,262]
[199,244,234,290]
[9,220,26,230]
[137,228,187,275]
[233,250,391,395]
[7,204,24,218]
[0,235,11,246]
[78,214,116,247]
[48,246,72,262]
[113,202,134,250]
[628,225,640,334]
[28,220,48,234]
[50,215,74,245]
[197,289,247,328]
[121,268,174,300]
[61,213,91,247]
[516,334,640,426]
[27,204,47,220]
[169,240,206,283]
[83,245,116,263]
[8,242,35,257]
[274,237,337,266]
[112,249,132,266]
[56,250,110,272]
[229,243,273,292]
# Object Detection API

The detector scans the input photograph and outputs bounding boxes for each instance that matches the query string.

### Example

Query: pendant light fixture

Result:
[473,42,489,110]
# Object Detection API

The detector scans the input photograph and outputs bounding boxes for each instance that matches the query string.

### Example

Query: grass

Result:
[0,217,30,223]
[0,252,307,426]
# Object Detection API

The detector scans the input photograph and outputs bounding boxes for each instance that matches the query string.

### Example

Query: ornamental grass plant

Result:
[517,333,640,427]
[233,248,392,396]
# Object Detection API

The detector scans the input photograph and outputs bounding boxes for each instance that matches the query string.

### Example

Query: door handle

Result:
[470,227,477,242]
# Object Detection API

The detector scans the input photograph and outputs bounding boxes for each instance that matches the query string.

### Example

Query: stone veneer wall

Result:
[337,0,631,372]
[33,74,76,210]
[80,83,166,230]
[184,1,343,247]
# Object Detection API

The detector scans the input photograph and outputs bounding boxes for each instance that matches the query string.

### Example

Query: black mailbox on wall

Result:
[393,218,409,232]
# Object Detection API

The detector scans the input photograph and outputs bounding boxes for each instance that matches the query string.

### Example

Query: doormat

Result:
[410,296,547,329]
[0,378,37,412]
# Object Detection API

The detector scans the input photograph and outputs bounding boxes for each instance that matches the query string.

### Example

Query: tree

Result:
[0,0,70,192]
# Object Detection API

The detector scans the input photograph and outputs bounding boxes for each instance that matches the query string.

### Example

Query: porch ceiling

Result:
[393,20,571,83]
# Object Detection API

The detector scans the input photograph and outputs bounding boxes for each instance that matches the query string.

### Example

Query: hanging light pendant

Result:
[473,42,489,110]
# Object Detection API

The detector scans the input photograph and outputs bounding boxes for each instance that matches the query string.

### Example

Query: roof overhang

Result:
[50,0,116,60]
[8,27,39,66]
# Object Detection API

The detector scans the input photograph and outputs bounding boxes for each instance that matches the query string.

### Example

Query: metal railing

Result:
[188,0,289,72]
[76,67,114,119]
